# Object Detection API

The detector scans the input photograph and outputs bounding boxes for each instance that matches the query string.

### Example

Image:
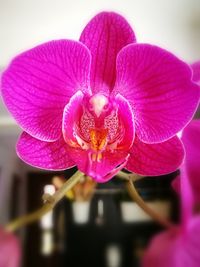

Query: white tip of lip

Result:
[90,94,108,117]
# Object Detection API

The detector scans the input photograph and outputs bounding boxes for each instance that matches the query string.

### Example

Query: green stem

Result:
[126,179,174,228]
[5,171,84,232]
[117,171,144,182]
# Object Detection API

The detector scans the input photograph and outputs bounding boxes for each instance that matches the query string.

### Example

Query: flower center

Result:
[71,94,124,159]
[63,93,133,163]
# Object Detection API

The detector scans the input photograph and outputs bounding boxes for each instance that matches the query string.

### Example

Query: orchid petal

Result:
[1,40,91,141]
[114,94,135,149]
[17,132,75,170]
[191,61,200,83]
[80,12,136,94]
[174,120,200,206]
[142,227,179,267]
[182,120,200,205]
[176,217,200,267]
[180,164,194,227]
[142,217,200,267]
[126,136,184,176]
[113,44,199,143]
[65,147,129,183]
[62,90,84,144]
[0,226,21,267]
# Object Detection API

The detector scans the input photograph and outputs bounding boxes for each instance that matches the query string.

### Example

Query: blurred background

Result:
[0,0,200,266]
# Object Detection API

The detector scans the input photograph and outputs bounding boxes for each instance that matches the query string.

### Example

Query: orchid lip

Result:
[88,153,130,183]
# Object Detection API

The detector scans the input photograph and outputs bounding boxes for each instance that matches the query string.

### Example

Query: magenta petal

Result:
[113,44,200,143]
[115,94,135,149]
[176,217,200,267]
[142,227,180,267]
[80,12,136,94]
[191,61,200,83]
[1,40,91,141]
[143,217,200,267]
[17,132,75,170]
[182,120,200,205]
[172,168,194,227]
[62,91,84,144]
[180,164,194,227]
[126,136,184,176]
[172,121,200,226]
[0,226,21,267]
[66,147,129,183]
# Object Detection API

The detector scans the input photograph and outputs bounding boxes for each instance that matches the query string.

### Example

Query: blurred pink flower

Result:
[173,120,200,205]
[191,61,200,84]
[143,119,200,267]
[1,12,199,182]
[191,61,200,116]
[142,216,200,267]
[0,227,21,267]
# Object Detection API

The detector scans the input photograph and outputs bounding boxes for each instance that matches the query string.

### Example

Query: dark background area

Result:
[12,168,179,267]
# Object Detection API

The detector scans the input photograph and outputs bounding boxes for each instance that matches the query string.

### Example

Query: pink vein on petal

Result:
[1,40,91,141]
[126,135,184,176]
[113,44,200,143]
[17,132,75,170]
[80,12,136,94]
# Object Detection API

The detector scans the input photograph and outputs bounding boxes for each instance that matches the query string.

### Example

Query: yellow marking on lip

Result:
[91,152,103,163]
[97,152,102,162]
[91,153,97,162]
[90,128,108,151]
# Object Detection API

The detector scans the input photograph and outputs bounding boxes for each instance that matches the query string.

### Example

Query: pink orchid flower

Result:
[142,119,200,267]
[1,12,199,182]
[0,227,21,267]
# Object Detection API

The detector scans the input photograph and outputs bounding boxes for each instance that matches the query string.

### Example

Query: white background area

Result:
[0,0,200,118]
[0,0,200,67]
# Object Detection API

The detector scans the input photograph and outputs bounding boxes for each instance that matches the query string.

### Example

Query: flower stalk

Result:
[117,171,144,181]
[126,179,174,228]
[5,171,84,232]
[5,170,173,232]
